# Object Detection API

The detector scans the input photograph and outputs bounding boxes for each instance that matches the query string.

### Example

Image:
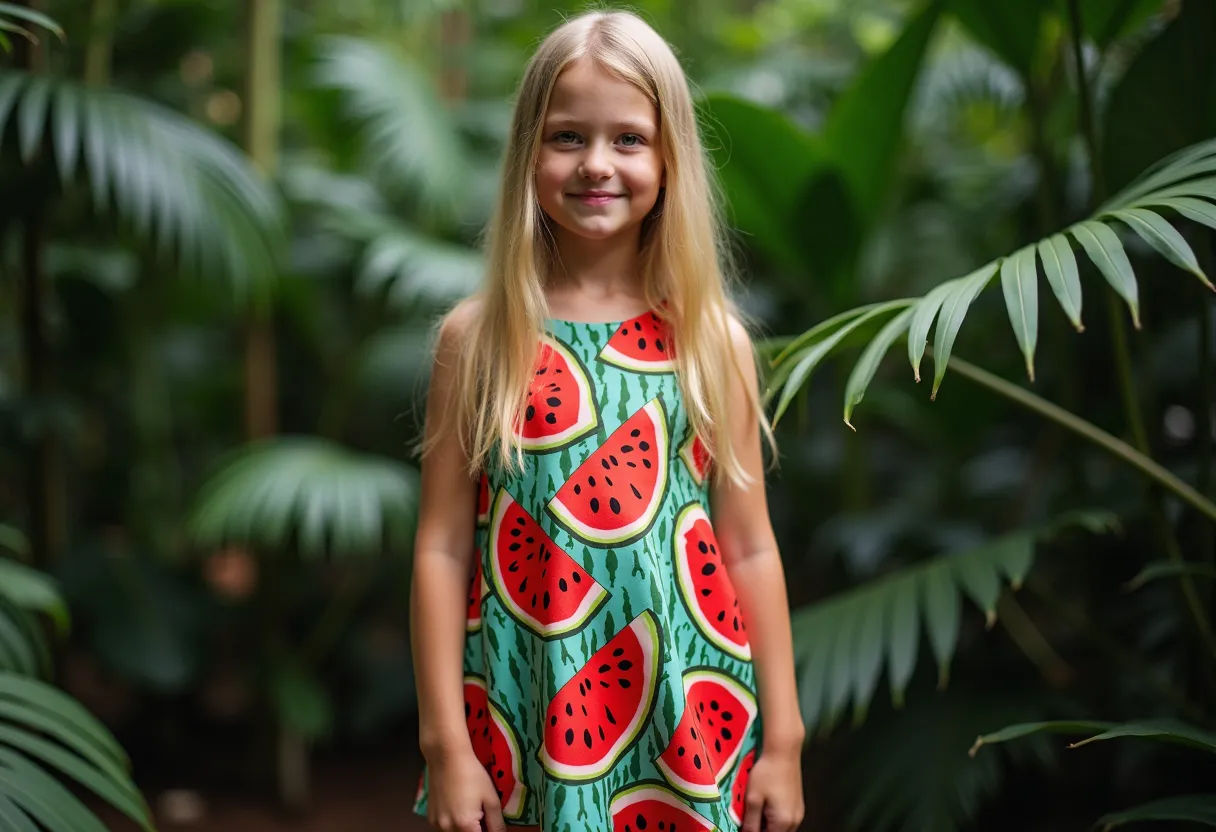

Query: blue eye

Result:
[554,131,580,144]
[619,134,643,147]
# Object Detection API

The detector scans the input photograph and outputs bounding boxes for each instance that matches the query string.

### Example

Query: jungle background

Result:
[2,0,1215,830]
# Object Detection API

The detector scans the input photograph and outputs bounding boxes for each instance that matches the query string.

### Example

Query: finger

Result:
[482,795,507,832]
[741,791,765,832]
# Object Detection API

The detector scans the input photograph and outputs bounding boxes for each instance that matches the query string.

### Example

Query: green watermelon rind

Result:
[546,398,670,548]
[673,502,752,662]
[539,610,663,784]
[655,666,759,801]
[519,336,600,453]
[608,781,719,831]
[598,313,677,375]
[727,748,757,828]
[463,675,529,820]
[487,489,608,640]
[678,430,710,487]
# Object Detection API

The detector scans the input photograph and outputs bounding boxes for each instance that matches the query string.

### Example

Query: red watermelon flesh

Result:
[679,431,712,487]
[674,503,750,661]
[488,489,607,639]
[610,783,717,832]
[656,668,758,800]
[477,473,490,526]
[547,398,669,547]
[540,610,661,783]
[728,749,756,826]
[599,310,677,373]
[464,676,528,819]
[466,556,484,633]
[516,336,598,452]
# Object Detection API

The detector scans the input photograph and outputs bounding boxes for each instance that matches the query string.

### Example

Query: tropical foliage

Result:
[0,0,1213,830]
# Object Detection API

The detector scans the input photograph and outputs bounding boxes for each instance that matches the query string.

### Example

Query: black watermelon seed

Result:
[609,455,619,465]
[566,703,573,716]
[627,461,637,468]
[630,484,642,500]
[722,712,734,721]
[545,412,557,425]
[638,338,647,350]
[722,727,733,740]
[601,458,610,471]
[525,405,535,421]
[718,610,726,622]
[698,541,709,554]
[656,339,665,352]
[619,678,631,688]
[693,755,702,770]
[525,537,534,544]
[588,475,597,487]
[605,705,617,724]
[583,729,593,749]
[599,726,606,741]
[613,648,624,656]
[543,591,551,609]
[559,578,568,592]
[546,396,561,408]
[702,563,717,576]
[715,739,722,753]
[610,497,621,514]
[508,561,519,572]
[565,728,574,746]
[634,321,642,331]
[572,572,581,583]
[701,588,711,596]
[590,498,600,514]
[509,542,520,552]
[639,441,650,452]
[550,715,557,726]
[599,663,611,673]
[621,444,634,453]
[618,659,633,670]
[643,459,652,469]
[518,577,528,592]
[711,700,720,711]
[677,746,685,757]
[574,484,582,496]
[631,429,641,438]
[510,528,521,537]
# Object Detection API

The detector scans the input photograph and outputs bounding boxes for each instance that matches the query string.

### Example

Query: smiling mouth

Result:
[569,192,622,204]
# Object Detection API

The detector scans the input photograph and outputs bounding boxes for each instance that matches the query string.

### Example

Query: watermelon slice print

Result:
[728,748,756,827]
[674,503,751,661]
[466,556,485,633]
[540,610,662,783]
[679,430,712,487]
[516,335,598,452]
[464,676,528,820]
[599,310,677,374]
[656,667,758,801]
[547,398,669,547]
[609,782,719,832]
[488,489,607,639]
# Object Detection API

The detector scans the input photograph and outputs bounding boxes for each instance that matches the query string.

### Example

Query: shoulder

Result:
[438,296,484,343]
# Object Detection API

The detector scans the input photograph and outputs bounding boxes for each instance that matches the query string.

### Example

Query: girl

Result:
[411,10,805,832]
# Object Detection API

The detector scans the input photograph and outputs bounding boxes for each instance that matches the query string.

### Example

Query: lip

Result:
[569,191,622,205]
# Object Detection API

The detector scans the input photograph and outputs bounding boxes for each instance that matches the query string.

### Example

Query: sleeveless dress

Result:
[414,310,763,832]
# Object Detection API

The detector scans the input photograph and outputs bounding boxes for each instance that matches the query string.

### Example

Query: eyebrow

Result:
[543,116,656,134]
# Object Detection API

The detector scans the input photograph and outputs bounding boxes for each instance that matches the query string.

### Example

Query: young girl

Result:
[411,11,805,832]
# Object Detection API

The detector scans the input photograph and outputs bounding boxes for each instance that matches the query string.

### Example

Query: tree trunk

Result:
[242,0,281,441]
[15,0,61,571]
[84,0,116,87]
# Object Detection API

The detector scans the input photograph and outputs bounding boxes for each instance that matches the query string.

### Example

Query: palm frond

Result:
[0,672,153,831]
[0,71,284,301]
[1096,794,1216,830]
[189,437,420,560]
[0,526,27,561]
[792,511,1115,734]
[767,137,1216,421]
[971,718,1216,757]
[0,596,49,680]
[843,683,1055,832]
[323,208,482,307]
[0,4,62,47]
[312,35,469,217]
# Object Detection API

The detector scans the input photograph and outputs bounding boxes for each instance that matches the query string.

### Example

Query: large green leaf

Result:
[0,673,152,830]
[1096,794,1216,829]
[190,437,420,559]
[825,3,942,224]
[945,0,1047,78]
[0,4,62,42]
[699,94,827,275]
[791,514,1110,734]
[1074,0,1165,48]
[0,71,284,300]
[767,136,1216,422]
[313,35,469,217]
[1101,0,1216,195]
[0,560,66,636]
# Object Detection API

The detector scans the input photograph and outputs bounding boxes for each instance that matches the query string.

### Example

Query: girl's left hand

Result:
[740,747,805,832]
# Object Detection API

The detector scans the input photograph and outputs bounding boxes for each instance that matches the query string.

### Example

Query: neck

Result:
[548,226,646,298]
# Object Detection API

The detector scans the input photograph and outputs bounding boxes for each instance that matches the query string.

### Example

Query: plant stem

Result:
[1067,0,1105,203]
[945,355,1216,525]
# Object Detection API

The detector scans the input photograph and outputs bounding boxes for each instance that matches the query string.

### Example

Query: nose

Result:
[578,141,614,181]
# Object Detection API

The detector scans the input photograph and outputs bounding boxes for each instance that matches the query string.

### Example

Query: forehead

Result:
[544,59,657,130]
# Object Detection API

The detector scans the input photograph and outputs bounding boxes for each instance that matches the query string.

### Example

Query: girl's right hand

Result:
[425,747,507,832]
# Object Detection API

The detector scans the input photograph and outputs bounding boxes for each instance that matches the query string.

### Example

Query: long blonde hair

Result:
[439,10,771,487]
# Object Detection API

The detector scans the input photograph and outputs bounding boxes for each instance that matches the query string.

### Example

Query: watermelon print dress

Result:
[414,310,763,832]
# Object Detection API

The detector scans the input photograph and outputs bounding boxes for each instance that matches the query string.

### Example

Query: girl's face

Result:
[535,59,664,247]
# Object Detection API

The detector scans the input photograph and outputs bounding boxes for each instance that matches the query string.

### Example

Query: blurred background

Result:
[1,0,1215,830]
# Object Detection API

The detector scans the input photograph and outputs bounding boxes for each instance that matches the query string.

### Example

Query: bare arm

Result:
[410,305,480,761]
[711,318,805,755]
